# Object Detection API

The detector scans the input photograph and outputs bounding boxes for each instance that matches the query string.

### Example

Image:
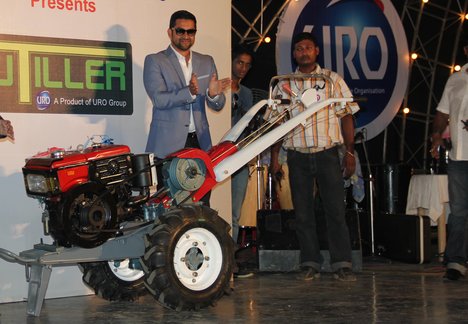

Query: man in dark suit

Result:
[144,10,230,159]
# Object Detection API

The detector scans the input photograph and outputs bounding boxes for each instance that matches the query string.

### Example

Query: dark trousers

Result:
[444,159,468,273]
[287,146,352,271]
[155,132,210,206]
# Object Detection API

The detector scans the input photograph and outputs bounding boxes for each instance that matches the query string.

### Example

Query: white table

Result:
[406,174,449,259]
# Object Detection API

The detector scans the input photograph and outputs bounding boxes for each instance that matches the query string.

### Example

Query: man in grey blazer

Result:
[144,10,230,159]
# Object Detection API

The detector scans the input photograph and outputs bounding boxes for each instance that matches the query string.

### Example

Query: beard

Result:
[173,39,193,51]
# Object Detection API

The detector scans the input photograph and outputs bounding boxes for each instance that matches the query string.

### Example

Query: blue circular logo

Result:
[36,90,52,111]
[276,0,409,140]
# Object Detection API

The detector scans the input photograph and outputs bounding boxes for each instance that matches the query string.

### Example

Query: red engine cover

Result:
[24,144,131,169]
[24,144,131,193]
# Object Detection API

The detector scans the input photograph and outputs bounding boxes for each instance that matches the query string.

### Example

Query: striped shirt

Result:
[272,65,359,150]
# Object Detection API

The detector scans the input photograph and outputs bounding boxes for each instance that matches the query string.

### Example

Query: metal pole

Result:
[399,112,407,162]
[360,129,376,255]
[256,156,264,210]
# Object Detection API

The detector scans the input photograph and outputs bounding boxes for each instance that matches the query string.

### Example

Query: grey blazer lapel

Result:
[191,52,208,90]
[165,46,186,86]
[191,52,201,76]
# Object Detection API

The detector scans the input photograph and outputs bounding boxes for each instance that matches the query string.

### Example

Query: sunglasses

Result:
[172,28,197,36]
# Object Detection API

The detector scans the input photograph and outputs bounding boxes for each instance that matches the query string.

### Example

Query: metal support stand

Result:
[0,224,151,317]
[358,129,376,255]
[256,156,265,210]
[25,263,52,316]
[368,174,375,255]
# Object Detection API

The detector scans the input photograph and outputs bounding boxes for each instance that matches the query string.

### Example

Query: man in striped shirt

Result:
[270,32,359,281]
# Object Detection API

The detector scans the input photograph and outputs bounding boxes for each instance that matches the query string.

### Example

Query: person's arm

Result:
[335,72,357,178]
[0,116,14,140]
[431,73,451,159]
[270,140,284,178]
[206,57,229,111]
[430,111,449,159]
[143,54,194,110]
[341,114,356,178]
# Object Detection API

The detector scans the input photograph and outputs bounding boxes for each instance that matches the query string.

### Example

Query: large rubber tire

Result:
[79,259,147,301]
[141,204,234,311]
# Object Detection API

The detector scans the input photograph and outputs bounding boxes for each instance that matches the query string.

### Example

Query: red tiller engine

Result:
[21,139,239,249]
[22,143,155,248]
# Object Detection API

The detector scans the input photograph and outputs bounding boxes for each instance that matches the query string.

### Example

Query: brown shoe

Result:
[296,267,320,281]
[333,268,356,282]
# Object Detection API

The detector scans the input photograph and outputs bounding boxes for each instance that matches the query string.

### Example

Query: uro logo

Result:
[276,0,409,139]
[36,90,51,111]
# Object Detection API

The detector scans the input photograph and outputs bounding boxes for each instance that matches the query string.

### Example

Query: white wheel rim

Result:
[108,259,144,282]
[173,227,223,291]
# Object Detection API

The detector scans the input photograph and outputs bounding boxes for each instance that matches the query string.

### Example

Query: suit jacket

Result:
[144,46,226,158]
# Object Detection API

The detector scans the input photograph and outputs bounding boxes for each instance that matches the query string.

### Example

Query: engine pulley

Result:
[167,158,206,192]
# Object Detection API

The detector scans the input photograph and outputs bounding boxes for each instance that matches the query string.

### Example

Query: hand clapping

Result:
[208,73,230,98]
[189,73,199,96]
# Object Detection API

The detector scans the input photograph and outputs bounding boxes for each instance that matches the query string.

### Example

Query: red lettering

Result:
[30,0,96,12]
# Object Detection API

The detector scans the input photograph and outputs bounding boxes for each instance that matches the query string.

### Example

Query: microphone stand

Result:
[357,129,376,256]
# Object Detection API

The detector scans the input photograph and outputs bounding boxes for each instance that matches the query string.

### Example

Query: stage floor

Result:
[0,258,467,323]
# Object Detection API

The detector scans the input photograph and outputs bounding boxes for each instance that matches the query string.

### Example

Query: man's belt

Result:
[287,145,336,154]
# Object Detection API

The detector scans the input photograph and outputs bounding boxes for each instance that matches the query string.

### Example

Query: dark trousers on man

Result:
[287,146,352,271]
[444,159,468,274]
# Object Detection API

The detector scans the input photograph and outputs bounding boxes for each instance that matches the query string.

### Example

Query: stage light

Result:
[264,36,271,43]
[403,107,410,114]
[422,0,429,3]
[411,53,418,60]
[465,13,468,20]
[454,65,461,72]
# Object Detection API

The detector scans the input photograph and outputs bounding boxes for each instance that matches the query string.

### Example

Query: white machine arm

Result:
[214,88,353,182]
[221,99,268,142]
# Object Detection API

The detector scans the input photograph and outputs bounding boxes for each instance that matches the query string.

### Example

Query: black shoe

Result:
[296,267,320,281]
[333,267,357,282]
[444,269,464,281]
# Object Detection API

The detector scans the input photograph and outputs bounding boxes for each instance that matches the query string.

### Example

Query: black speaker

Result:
[374,164,411,214]
[257,208,362,251]
[257,209,299,250]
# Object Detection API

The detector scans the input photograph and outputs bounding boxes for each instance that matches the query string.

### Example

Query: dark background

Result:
[232,0,467,170]
[232,0,467,255]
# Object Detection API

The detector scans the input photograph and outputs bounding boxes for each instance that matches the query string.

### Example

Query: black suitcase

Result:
[375,213,431,264]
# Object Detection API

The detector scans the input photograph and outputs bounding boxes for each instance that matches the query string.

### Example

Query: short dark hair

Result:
[292,32,318,48]
[169,10,197,28]
[232,45,255,63]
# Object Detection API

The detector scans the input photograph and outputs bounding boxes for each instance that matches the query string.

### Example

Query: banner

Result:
[276,0,409,140]
[0,34,133,115]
